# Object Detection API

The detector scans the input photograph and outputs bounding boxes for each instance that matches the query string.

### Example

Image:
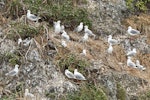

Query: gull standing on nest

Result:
[108,35,118,45]
[107,43,113,54]
[27,10,41,22]
[74,22,83,33]
[74,69,86,81]
[54,20,61,34]
[84,25,96,39]
[5,64,19,76]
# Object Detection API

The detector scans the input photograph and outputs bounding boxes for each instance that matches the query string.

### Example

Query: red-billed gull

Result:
[136,60,146,71]
[127,48,136,56]
[65,69,75,79]
[74,69,86,80]
[107,43,113,54]
[61,40,67,47]
[127,26,140,36]
[54,20,61,34]
[5,64,19,76]
[74,22,83,33]
[108,35,118,45]
[61,30,70,41]
[127,57,136,68]
[84,25,95,38]
[27,10,41,22]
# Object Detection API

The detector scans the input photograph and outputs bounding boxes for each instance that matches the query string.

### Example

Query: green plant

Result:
[66,84,108,100]
[56,54,89,72]
[126,0,150,12]
[139,90,150,100]
[116,83,126,100]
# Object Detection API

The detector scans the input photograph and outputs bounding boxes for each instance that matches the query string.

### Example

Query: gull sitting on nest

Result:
[18,38,23,46]
[65,69,75,79]
[127,57,136,68]
[84,25,96,39]
[127,26,140,36]
[136,60,146,71]
[74,69,86,81]
[74,22,83,33]
[108,35,118,45]
[27,10,41,22]
[127,48,137,57]
[54,20,61,34]
[5,64,19,76]
[80,33,89,43]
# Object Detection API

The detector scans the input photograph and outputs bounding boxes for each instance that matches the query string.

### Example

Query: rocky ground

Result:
[0,0,150,100]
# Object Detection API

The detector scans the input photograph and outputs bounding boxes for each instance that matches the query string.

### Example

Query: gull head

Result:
[57,20,61,23]
[128,26,132,30]
[15,64,19,69]
[84,25,88,29]
[136,60,140,64]
[80,22,83,25]
[108,35,112,38]
[133,48,136,52]
[25,89,29,93]
[74,69,78,73]
[27,10,31,14]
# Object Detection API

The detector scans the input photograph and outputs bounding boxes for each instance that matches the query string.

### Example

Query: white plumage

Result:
[81,33,89,42]
[108,35,118,45]
[127,57,136,68]
[80,49,86,56]
[84,25,95,38]
[27,10,41,22]
[5,64,19,76]
[25,89,35,98]
[127,26,140,36]
[54,20,61,34]
[61,40,67,47]
[74,22,83,33]
[136,60,146,70]
[18,38,22,45]
[60,25,65,33]
[65,69,75,79]
[107,44,113,54]
[74,69,86,80]
[127,48,136,56]
[61,30,70,41]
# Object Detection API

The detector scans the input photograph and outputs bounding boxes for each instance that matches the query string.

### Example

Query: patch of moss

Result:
[116,83,126,100]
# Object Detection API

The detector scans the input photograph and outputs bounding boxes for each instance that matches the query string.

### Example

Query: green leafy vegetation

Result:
[3,0,92,29]
[116,83,126,100]
[56,54,89,72]
[66,84,108,100]
[126,0,150,12]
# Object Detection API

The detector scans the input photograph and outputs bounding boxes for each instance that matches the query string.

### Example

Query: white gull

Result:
[136,60,146,71]
[5,64,19,76]
[108,35,118,45]
[127,57,136,68]
[127,26,140,36]
[27,10,41,22]
[74,22,83,33]
[107,43,113,54]
[65,69,75,79]
[54,20,61,34]
[127,48,136,56]
[74,69,86,80]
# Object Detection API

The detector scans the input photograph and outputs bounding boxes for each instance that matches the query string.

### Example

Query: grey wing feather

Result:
[130,29,140,34]
[6,70,16,76]
[75,74,86,80]
[66,72,75,78]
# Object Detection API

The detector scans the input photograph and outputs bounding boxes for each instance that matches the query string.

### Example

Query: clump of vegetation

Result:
[3,0,92,29]
[126,0,150,12]
[116,83,126,100]
[139,90,150,99]
[2,52,21,66]
[56,53,89,72]
[66,84,107,100]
